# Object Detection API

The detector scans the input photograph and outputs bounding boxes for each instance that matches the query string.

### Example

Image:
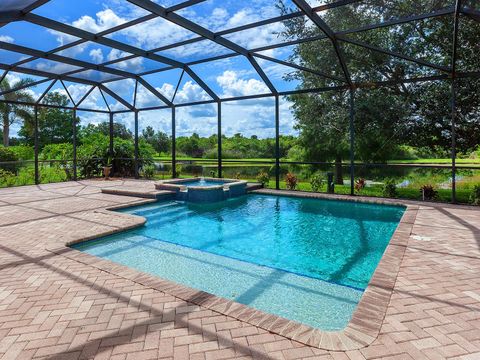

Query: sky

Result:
[0,0,336,139]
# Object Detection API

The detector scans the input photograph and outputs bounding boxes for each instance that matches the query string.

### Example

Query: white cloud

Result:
[34,61,81,74]
[81,90,106,111]
[72,9,125,33]
[138,109,172,134]
[104,78,135,104]
[107,49,127,62]
[0,35,14,43]
[227,9,253,28]
[108,16,194,50]
[136,85,164,108]
[225,21,286,50]
[159,83,175,100]
[5,73,21,85]
[162,40,229,61]
[217,70,269,97]
[175,81,211,103]
[212,8,229,20]
[64,84,92,104]
[89,48,104,63]
[106,50,146,73]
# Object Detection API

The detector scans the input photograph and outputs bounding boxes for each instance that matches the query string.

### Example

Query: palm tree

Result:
[0,77,34,146]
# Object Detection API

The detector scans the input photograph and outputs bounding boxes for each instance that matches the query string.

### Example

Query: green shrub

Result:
[0,146,18,172]
[175,163,182,177]
[310,172,324,192]
[76,133,155,178]
[256,171,270,187]
[221,149,243,159]
[41,143,73,160]
[141,165,155,179]
[0,169,16,187]
[0,146,17,162]
[382,179,398,198]
[40,165,68,184]
[203,149,217,159]
[470,184,480,205]
[9,145,34,161]
[285,172,298,190]
[286,145,305,161]
[16,167,35,186]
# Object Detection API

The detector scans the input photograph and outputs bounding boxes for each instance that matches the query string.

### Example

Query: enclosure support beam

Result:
[217,101,222,178]
[349,88,355,196]
[134,110,139,179]
[275,95,280,190]
[34,105,39,185]
[172,106,176,178]
[72,108,77,181]
[109,112,114,161]
[450,0,461,204]
[451,80,456,203]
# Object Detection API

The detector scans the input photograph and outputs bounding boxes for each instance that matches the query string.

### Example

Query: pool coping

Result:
[45,190,418,351]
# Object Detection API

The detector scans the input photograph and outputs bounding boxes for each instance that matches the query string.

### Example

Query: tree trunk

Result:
[335,155,344,185]
[2,112,9,147]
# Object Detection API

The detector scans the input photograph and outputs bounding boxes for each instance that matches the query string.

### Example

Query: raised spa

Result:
[155,177,247,202]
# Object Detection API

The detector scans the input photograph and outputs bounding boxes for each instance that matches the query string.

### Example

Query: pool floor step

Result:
[101,188,176,199]
[246,183,264,192]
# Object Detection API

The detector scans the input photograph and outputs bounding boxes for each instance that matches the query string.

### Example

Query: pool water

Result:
[73,194,404,330]
[179,179,227,187]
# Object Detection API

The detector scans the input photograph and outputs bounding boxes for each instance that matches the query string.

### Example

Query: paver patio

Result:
[0,179,479,360]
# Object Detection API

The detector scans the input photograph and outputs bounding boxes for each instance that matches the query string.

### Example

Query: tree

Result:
[290,91,350,184]
[141,126,170,154]
[0,77,34,146]
[79,122,132,140]
[19,92,80,146]
[280,0,480,183]
[406,16,480,155]
[177,133,202,157]
[281,2,416,183]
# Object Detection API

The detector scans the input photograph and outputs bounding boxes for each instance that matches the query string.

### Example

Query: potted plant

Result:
[285,172,298,190]
[103,156,113,180]
[420,184,438,201]
[256,171,270,187]
[354,178,367,193]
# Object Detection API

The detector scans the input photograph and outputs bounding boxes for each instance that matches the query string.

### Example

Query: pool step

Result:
[246,183,264,192]
[101,188,176,200]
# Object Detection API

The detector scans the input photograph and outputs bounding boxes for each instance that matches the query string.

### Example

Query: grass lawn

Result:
[258,180,472,204]
[153,156,480,167]
[391,158,480,166]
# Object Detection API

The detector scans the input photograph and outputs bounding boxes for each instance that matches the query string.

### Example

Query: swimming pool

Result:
[73,194,405,330]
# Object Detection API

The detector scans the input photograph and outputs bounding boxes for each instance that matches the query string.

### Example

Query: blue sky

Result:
[0,0,330,138]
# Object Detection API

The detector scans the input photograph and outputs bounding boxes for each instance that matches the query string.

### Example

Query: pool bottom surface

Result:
[74,232,363,330]
[73,194,404,330]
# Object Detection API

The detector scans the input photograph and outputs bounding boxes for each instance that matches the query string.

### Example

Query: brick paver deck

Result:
[0,179,479,360]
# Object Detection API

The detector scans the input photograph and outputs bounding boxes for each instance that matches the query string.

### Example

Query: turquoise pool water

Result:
[73,194,404,330]
[179,179,226,187]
